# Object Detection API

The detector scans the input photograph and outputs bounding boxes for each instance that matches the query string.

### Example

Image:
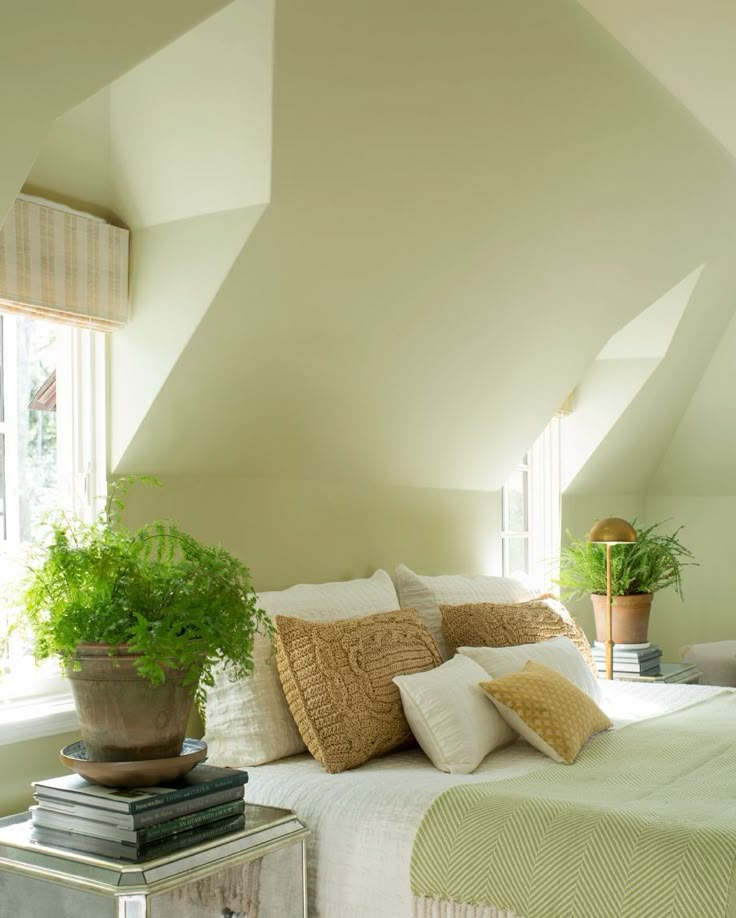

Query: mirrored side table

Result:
[0,802,308,917]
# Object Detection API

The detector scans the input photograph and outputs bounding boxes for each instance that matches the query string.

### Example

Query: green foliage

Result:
[22,477,273,705]
[556,519,696,602]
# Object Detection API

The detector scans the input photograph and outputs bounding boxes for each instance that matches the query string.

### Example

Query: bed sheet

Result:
[245,681,721,918]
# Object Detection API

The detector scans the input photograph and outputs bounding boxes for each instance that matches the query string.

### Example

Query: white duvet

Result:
[245,681,721,918]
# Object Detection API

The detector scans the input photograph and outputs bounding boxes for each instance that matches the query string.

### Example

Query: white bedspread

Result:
[245,681,721,918]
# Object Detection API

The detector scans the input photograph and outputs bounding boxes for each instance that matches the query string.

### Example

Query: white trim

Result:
[0,693,78,745]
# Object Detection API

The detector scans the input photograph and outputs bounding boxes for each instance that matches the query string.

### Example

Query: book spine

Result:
[596,668,662,676]
[32,813,246,860]
[136,799,245,844]
[138,813,246,858]
[129,785,245,828]
[129,771,248,814]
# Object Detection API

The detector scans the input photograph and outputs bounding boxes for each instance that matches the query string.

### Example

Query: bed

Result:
[203,567,736,917]
[243,680,728,918]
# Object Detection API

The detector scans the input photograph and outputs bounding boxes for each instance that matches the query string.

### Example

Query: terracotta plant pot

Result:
[67,644,196,763]
[590,593,653,645]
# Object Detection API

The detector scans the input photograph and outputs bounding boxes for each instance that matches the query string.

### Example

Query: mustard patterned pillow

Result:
[479,660,611,764]
[275,607,441,773]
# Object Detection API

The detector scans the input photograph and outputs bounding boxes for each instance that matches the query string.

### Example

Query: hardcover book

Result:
[595,661,662,674]
[30,813,246,861]
[592,643,662,662]
[32,765,248,815]
[32,783,245,829]
[30,798,246,845]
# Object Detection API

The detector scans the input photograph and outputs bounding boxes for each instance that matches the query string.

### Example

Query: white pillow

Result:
[204,570,400,766]
[459,636,602,703]
[395,563,538,661]
[393,655,516,774]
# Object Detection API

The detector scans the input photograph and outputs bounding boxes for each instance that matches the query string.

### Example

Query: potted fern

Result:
[22,477,272,764]
[556,519,696,645]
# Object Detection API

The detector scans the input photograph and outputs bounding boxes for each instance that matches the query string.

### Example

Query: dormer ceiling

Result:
[8,0,736,497]
[111,0,736,491]
[0,0,230,228]
[577,0,736,160]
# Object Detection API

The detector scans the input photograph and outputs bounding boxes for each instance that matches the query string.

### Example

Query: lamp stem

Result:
[606,542,614,680]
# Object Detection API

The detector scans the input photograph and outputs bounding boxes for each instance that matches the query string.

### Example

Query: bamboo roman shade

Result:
[0,195,129,332]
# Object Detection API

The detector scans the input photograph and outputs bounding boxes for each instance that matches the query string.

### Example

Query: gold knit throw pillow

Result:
[479,660,612,764]
[275,608,441,773]
[441,598,594,671]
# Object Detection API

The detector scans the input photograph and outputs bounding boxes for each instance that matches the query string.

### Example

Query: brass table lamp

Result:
[588,517,637,680]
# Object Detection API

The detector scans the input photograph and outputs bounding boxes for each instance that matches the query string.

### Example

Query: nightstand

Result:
[0,802,308,917]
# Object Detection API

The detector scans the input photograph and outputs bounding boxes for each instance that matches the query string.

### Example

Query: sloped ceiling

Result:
[565,246,736,495]
[0,0,231,227]
[107,0,273,468]
[564,1,736,498]
[577,0,736,159]
[649,302,736,496]
[115,0,736,491]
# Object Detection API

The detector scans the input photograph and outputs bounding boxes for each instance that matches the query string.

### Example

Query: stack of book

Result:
[29,764,248,861]
[592,642,663,678]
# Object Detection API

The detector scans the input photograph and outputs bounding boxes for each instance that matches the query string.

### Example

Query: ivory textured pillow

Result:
[479,661,612,764]
[441,598,594,670]
[203,570,400,766]
[276,608,441,773]
[395,564,538,660]
[460,636,602,702]
[393,654,516,774]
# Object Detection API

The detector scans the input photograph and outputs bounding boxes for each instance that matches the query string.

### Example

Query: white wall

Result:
[122,476,503,592]
[642,496,736,660]
[24,90,113,214]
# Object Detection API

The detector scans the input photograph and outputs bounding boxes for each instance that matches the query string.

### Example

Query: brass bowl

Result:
[60,738,208,788]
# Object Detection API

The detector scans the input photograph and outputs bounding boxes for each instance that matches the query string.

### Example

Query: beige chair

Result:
[681,641,736,687]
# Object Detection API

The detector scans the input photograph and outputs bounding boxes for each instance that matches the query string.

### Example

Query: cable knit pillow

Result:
[203,570,400,766]
[275,608,441,773]
[479,661,612,764]
[395,564,538,661]
[441,598,595,671]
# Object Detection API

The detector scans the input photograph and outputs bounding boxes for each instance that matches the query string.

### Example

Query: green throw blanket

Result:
[411,691,736,918]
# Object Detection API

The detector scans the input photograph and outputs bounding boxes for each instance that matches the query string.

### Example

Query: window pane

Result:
[0,432,5,540]
[503,536,529,576]
[18,316,57,540]
[504,468,528,532]
[0,315,4,424]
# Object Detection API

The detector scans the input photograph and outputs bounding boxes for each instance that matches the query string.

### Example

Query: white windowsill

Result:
[0,693,78,746]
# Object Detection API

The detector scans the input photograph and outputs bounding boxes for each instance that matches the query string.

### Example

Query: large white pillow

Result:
[204,570,400,766]
[393,654,516,774]
[459,636,602,703]
[395,564,538,660]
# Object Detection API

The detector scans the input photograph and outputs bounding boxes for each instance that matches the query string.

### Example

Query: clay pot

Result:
[67,644,196,762]
[591,593,653,645]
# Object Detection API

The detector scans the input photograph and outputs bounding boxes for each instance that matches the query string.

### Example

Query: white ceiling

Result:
[114,0,736,491]
[577,0,736,159]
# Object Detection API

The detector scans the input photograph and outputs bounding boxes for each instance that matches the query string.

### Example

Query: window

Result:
[501,454,529,578]
[501,416,561,592]
[0,312,106,708]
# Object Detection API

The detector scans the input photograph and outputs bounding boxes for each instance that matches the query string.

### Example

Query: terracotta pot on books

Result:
[67,644,197,762]
[590,593,653,645]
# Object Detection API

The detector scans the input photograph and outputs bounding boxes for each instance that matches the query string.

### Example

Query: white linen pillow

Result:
[395,563,538,661]
[459,636,602,703]
[204,569,400,766]
[393,655,516,774]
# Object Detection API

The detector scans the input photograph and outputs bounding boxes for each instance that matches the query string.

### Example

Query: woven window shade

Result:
[555,390,575,417]
[0,195,129,332]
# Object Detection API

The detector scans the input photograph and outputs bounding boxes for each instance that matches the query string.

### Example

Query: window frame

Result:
[0,315,106,739]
